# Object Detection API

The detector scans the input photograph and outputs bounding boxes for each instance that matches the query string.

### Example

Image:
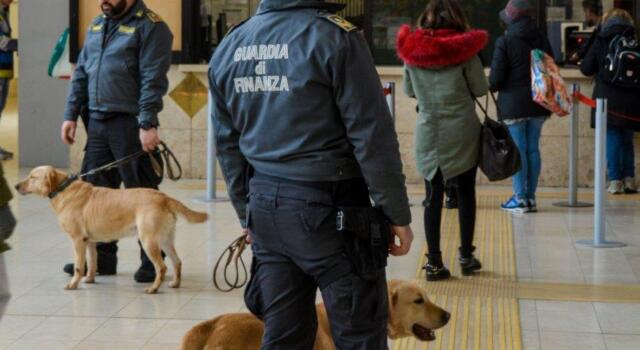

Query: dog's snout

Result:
[441,311,451,324]
[14,183,19,191]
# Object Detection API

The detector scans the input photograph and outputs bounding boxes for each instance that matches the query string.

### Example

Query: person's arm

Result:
[137,22,173,127]
[464,56,489,98]
[579,39,600,77]
[209,68,250,227]
[489,36,507,92]
[331,31,411,227]
[0,34,16,52]
[402,66,416,98]
[63,47,89,122]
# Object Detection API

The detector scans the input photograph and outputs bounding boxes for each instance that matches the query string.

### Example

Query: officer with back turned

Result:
[209,0,414,348]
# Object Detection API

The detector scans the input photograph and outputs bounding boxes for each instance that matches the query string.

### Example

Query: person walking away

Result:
[209,0,414,348]
[490,0,553,213]
[580,9,640,194]
[398,0,487,281]
[0,0,17,161]
[60,0,173,282]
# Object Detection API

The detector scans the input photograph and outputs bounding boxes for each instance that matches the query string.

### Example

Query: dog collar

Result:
[48,174,79,199]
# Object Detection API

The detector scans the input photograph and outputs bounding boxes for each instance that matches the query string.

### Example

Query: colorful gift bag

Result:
[531,49,572,117]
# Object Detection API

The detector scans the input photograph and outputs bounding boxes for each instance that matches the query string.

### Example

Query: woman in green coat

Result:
[397,0,488,281]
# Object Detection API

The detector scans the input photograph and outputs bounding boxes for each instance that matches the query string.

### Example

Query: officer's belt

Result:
[252,171,358,195]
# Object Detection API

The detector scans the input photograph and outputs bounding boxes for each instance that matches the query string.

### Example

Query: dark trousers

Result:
[81,115,161,264]
[245,177,388,350]
[424,167,477,261]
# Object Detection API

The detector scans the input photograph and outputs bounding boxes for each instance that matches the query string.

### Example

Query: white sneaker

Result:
[624,177,638,194]
[608,180,624,194]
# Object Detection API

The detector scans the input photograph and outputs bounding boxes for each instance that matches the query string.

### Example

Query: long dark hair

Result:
[418,0,471,32]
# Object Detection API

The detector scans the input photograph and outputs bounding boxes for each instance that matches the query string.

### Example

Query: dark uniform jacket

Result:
[489,16,553,121]
[580,17,640,131]
[209,0,411,227]
[0,163,11,208]
[64,0,173,126]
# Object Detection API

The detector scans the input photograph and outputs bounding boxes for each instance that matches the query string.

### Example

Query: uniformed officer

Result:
[60,0,173,282]
[209,0,414,348]
[0,0,17,161]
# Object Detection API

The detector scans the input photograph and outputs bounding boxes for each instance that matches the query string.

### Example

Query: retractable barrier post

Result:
[577,98,625,248]
[383,82,396,121]
[195,92,228,203]
[554,83,592,208]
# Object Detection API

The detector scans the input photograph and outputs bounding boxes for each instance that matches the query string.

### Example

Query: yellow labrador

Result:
[180,279,450,349]
[16,166,208,294]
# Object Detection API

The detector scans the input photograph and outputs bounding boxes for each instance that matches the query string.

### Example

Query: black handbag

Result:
[473,93,522,182]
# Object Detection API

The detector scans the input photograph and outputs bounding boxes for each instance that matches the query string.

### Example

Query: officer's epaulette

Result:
[224,17,250,38]
[143,9,163,23]
[317,11,357,32]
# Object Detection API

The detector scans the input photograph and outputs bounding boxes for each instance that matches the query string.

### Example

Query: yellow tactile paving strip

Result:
[392,196,522,350]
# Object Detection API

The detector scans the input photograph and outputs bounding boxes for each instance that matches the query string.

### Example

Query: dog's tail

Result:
[179,319,217,350]
[167,198,209,223]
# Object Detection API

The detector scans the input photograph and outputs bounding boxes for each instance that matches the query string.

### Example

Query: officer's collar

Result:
[256,0,345,15]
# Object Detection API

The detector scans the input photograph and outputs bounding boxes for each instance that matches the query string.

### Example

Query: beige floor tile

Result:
[74,340,146,350]
[85,318,168,343]
[594,303,640,335]
[20,316,107,342]
[519,300,539,331]
[536,301,601,333]
[539,331,606,350]
[0,315,46,341]
[603,334,640,350]
[522,330,541,350]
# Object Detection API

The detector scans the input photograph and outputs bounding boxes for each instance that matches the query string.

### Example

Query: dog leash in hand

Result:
[49,141,182,199]
[213,234,249,292]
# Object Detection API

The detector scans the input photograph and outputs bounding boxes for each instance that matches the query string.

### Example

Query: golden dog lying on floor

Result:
[180,279,450,350]
[16,166,208,294]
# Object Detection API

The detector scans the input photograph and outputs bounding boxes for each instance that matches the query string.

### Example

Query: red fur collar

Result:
[396,25,489,68]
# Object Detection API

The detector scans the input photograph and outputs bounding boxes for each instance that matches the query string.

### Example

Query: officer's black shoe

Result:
[62,260,117,276]
[444,195,458,209]
[134,264,156,283]
[459,256,482,276]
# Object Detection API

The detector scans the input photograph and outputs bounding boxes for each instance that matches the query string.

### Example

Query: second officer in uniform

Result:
[210,0,414,348]
[60,0,173,282]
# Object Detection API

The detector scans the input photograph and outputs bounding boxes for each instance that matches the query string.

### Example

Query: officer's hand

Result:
[243,228,252,244]
[61,121,77,145]
[139,128,161,152]
[389,225,414,256]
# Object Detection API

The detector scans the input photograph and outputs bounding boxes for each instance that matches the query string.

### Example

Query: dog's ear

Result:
[44,169,59,194]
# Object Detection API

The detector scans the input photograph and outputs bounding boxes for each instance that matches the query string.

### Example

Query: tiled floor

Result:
[3,99,640,349]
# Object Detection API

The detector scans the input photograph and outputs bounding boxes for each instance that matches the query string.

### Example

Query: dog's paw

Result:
[64,283,79,290]
[169,281,180,288]
[144,287,159,294]
[84,277,95,284]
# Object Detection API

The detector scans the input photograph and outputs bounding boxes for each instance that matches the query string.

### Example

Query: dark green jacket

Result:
[0,163,12,208]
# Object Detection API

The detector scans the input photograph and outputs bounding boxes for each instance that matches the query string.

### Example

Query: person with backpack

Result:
[489,0,553,213]
[398,0,487,281]
[580,9,640,194]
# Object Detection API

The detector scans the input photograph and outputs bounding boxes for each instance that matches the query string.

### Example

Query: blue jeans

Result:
[606,126,635,181]
[507,118,546,200]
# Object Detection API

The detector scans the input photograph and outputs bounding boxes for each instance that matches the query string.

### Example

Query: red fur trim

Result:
[396,25,489,68]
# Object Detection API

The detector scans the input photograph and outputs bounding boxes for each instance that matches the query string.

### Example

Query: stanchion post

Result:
[384,82,396,121]
[554,83,592,208]
[194,92,228,203]
[577,98,625,248]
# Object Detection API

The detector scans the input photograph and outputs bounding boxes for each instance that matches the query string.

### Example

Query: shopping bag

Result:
[531,49,572,117]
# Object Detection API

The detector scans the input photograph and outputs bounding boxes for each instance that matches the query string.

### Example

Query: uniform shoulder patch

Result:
[145,10,163,23]
[225,17,250,38]
[318,12,357,32]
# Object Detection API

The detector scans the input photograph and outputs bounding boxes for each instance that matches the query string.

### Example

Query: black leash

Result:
[49,141,182,199]
[213,234,249,292]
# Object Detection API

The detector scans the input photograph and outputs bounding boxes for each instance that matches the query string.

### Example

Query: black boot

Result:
[63,246,118,276]
[459,255,482,276]
[423,254,451,281]
[134,241,165,283]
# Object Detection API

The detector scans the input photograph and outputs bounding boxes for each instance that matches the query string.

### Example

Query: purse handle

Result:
[462,68,500,121]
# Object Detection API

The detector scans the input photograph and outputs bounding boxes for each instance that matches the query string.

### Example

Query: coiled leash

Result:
[213,234,249,292]
[49,141,182,199]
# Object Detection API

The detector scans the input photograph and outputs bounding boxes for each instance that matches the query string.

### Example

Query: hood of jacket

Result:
[506,16,539,40]
[599,16,636,39]
[396,25,488,68]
